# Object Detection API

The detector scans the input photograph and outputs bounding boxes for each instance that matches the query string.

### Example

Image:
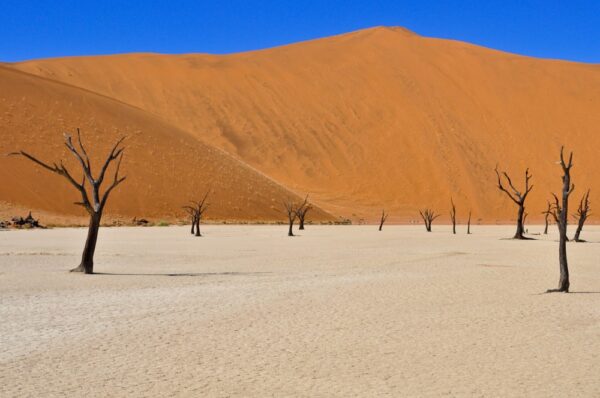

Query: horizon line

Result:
[4,25,600,66]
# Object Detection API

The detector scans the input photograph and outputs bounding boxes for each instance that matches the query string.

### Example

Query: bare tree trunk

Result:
[378,209,387,231]
[514,205,525,239]
[542,201,556,236]
[573,190,590,242]
[558,207,571,293]
[71,213,101,274]
[296,195,310,231]
[467,211,471,234]
[450,198,456,234]
[573,218,584,242]
[195,217,201,237]
[547,147,573,293]
[283,199,299,237]
[190,217,196,235]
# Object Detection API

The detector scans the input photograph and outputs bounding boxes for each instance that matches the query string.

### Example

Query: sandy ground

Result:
[1,225,599,397]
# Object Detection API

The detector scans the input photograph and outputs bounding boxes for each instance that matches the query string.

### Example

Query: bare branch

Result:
[97,136,126,186]
[99,152,126,211]
[10,150,95,213]
[64,133,94,186]
[559,146,574,172]
[494,165,520,204]
[381,210,388,223]
[76,128,91,171]
[9,151,60,173]
[198,189,211,209]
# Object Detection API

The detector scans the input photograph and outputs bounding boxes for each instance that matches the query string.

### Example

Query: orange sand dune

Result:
[6,26,600,222]
[0,66,333,223]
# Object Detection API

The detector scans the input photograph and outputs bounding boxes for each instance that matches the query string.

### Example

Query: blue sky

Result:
[1,1,599,63]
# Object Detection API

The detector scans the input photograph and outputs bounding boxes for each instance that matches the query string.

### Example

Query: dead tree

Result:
[419,209,439,232]
[183,207,198,235]
[378,209,388,231]
[450,198,457,234]
[573,189,590,242]
[467,211,472,234]
[546,147,574,293]
[194,191,210,236]
[183,191,210,237]
[10,129,125,274]
[11,211,44,229]
[296,195,312,230]
[542,201,551,235]
[283,199,298,236]
[494,165,533,239]
[132,217,149,226]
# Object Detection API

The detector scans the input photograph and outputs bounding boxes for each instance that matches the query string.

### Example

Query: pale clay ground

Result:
[1,225,599,397]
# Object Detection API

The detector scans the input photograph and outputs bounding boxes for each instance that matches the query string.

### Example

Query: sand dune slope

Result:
[0,66,333,222]
[12,26,600,222]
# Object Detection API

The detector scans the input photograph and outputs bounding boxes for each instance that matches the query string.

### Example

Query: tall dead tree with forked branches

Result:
[10,129,126,274]
[183,190,210,237]
[494,165,533,239]
[419,209,439,232]
[573,189,590,242]
[546,147,574,293]
[450,198,457,234]
[379,209,388,231]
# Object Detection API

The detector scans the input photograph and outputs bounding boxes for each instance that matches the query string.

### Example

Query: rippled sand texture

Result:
[2,225,599,397]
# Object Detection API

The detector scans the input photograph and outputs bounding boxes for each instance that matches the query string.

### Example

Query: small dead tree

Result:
[419,209,439,232]
[378,209,388,231]
[450,198,457,234]
[283,199,298,236]
[183,191,210,237]
[184,207,198,235]
[467,210,472,234]
[10,129,125,274]
[573,189,591,242]
[542,201,552,235]
[546,147,574,293]
[494,165,533,239]
[296,195,312,230]
[11,211,44,229]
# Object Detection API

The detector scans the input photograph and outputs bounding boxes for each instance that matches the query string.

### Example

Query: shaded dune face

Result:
[0,66,334,222]
[5,26,600,222]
